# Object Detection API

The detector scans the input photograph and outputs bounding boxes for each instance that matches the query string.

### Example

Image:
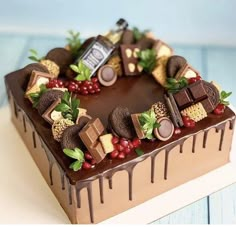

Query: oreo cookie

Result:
[61,118,90,150]
[109,107,136,139]
[21,63,49,91]
[166,55,187,78]
[37,89,64,115]
[45,48,74,74]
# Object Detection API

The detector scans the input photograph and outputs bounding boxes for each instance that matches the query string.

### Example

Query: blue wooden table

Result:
[0,33,236,224]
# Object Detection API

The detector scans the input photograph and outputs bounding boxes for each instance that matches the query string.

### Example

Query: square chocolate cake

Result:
[4,19,235,223]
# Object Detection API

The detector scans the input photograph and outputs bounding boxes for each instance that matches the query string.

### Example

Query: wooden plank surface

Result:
[0,33,236,224]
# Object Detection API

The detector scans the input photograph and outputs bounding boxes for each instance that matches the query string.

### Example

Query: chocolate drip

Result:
[32,131,36,148]
[99,177,104,204]
[164,149,170,180]
[230,118,235,130]
[127,165,136,201]
[179,142,184,153]
[108,177,113,189]
[60,171,65,190]
[150,155,156,183]
[77,189,81,208]
[49,162,53,185]
[43,146,55,186]
[203,130,209,148]
[13,101,18,118]
[87,184,94,223]
[68,182,72,205]
[216,122,227,151]
[192,135,197,153]
[23,115,26,132]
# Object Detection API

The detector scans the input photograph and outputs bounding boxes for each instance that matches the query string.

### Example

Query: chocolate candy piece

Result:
[98,65,117,86]
[61,120,90,150]
[37,89,64,115]
[120,44,142,76]
[202,81,220,112]
[173,88,193,110]
[21,63,49,91]
[188,80,208,102]
[136,37,155,50]
[154,117,174,141]
[79,118,106,163]
[109,106,136,139]
[42,98,62,124]
[131,114,145,139]
[45,48,74,74]
[25,70,55,102]
[175,63,199,80]
[166,55,187,78]
[153,40,173,58]
[201,98,215,113]
[164,93,184,127]
[121,29,135,44]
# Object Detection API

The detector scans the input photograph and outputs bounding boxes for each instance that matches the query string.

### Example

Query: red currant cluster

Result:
[82,152,97,170]
[110,136,142,159]
[182,116,195,128]
[187,75,202,85]
[64,78,101,95]
[46,79,64,88]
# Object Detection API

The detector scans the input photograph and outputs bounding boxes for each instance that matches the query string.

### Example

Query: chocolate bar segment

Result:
[120,44,142,76]
[173,88,193,110]
[188,80,207,102]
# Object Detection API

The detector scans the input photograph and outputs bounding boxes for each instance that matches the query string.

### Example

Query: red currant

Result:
[112,136,119,145]
[174,128,182,135]
[124,147,131,154]
[82,161,92,170]
[68,84,76,92]
[214,103,225,115]
[91,77,98,83]
[132,138,141,148]
[84,152,93,160]
[117,152,126,159]
[115,144,124,152]
[120,138,129,148]
[110,150,119,159]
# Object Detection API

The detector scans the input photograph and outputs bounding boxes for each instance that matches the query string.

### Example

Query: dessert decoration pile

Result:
[24,18,232,172]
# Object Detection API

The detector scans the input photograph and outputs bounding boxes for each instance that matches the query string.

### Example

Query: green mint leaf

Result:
[62,91,70,103]
[135,148,144,156]
[74,147,84,161]
[63,148,82,160]
[70,160,83,171]
[28,56,40,62]
[29,49,38,55]
[55,103,70,112]
[70,64,80,73]
[137,49,157,73]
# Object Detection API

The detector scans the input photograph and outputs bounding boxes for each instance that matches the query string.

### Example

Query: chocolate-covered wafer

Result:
[166,55,187,78]
[37,89,64,115]
[98,65,117,86]
[137,37,155,50]
[175,63,199,80]
[131,114,145,139]
[121,29,135,44]
[154,117,174,141]
[153,40,173,58]
[45,48,74,75]
[109,106,136,139]
[120,44,142,76]
[61,120,90,150]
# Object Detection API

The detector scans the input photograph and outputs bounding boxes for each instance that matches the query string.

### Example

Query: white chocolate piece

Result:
[50,110,63,121]
[184,69,197,78]
[128,63,135,72]
[157,45,172,58]
[36,77,49,86]
[126,49,132,58]
[99,134,114,154]
[133,48,140,58]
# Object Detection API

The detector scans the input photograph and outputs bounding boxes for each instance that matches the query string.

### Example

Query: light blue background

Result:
[0,0,236,45]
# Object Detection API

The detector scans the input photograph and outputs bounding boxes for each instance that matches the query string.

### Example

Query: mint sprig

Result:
[220,90,232,106]
[138,109,160,140]
[29,84,48,108]
[55,91,80,122]
[137,49,157,73]
[132,27,150,42]
[63,147,84,171]
[66,30,82,57]
[135,148,144,156]
[70,60,91,81]
[165,77,188,93]
[28,49,44,62]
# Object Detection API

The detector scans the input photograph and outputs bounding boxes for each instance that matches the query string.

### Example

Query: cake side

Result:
[5,69,236,223]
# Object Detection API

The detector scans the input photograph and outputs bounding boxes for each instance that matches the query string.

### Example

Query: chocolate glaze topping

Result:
[5,67,235,223]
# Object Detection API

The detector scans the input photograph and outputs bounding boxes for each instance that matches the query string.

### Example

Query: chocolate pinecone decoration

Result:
[151,101,169,119]
[52,118,74,142]
[40,59,60,77]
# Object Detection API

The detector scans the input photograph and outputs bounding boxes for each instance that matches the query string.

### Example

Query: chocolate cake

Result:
[4,19,235,224]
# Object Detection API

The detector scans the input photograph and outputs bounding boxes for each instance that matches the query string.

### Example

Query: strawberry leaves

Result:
[63,147,84,171]
[70,60,91,81]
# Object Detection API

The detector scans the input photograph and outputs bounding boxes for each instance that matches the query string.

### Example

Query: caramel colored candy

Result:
[154,117,174,141]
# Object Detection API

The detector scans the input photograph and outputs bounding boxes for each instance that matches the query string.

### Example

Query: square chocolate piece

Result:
[173,88,193,110]
[120,44,142,76]
[152,39,173,58]
[188,80,208,102]
[201,98,215,113]
[175,63,200,80]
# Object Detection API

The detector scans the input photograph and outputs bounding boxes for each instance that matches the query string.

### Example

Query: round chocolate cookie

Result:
[121,29,135,44]
[61,117,90,150]
[137,37,155,50]
[45,48,74,74]
[154,117,174,141]
[109,106,136,139]
[166,55,187,78]
[98,65,117,86]
[37,90,64,115]
[203,81,220,111]
[21,63,49,91]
